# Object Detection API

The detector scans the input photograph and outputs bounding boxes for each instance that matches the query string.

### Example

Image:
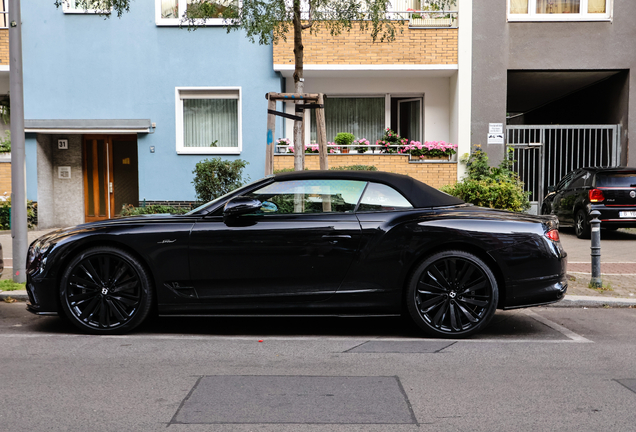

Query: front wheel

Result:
[406,250,499,338]
[59,246,153,335]
[574,210,590,239]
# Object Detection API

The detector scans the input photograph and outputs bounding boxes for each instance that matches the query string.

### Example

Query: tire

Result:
[574,210,591,239]
[59,246,153,335]
[406,250,499,338]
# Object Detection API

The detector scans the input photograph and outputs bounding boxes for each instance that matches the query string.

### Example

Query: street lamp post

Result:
[9,0,27,283]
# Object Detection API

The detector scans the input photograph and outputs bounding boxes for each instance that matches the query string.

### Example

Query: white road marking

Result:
[522,309,592,343]
[0,333,590,343]
[568,271,636,276]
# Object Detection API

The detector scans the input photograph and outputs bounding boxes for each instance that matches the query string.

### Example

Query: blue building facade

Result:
[22,1,282,227]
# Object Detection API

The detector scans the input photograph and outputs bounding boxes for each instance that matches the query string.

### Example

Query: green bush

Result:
[192,158,249,202]
[0,130,10,153]
[333,133,355,147]
[441,146,530,212]
[120,204,190,216]
[329,165,378,171]
[0,198,38,230]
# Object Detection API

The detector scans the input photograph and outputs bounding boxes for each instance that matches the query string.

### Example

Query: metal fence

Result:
[506,125,621,213]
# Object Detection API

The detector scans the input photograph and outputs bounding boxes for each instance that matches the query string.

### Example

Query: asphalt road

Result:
[2,303,636,431]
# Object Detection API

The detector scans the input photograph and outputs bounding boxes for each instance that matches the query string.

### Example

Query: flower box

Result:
[409,17,453,27]
[409,154,451,162]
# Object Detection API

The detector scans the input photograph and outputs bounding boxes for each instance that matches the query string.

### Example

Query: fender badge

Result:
[158,239,176,244]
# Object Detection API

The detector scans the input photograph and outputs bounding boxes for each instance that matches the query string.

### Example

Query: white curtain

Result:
[588,0,605,13]
[184,99,238,148]
[311,97,385,143]
[510,0,528,14]
[536,0,580,14]
[161,0,178,18]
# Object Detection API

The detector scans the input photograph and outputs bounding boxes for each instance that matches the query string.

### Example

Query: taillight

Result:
[589,188,605,202]
[545,229,560,242]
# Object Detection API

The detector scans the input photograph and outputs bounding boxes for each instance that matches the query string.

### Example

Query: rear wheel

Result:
[59,246,153,335]
[574,210,591,239]
[406,250,498,338]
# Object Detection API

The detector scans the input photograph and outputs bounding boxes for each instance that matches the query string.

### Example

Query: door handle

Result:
[322,234,352,244]
[322,234,352,239]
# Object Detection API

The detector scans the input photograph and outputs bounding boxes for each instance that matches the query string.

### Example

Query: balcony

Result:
[272,1,458,70]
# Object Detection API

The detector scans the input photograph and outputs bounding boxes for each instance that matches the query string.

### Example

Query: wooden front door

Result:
[83,135,138,222]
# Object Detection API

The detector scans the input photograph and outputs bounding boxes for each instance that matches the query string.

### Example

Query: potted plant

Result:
[276,137,291,153]
[334,133,355,154]
[377,128,408,154]
[399,140,458,161]
[353,138,370,154]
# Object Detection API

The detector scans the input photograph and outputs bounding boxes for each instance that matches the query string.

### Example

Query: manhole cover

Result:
[346,340,454,353]
[616,379,636,394]
[171,375,417,425]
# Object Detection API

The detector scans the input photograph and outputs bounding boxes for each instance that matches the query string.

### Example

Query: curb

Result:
[546,295,636,308]
[0,290,28,302]
[2,291,636,309]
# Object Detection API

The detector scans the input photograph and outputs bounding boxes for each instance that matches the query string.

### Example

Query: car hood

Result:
[32,214,191,245]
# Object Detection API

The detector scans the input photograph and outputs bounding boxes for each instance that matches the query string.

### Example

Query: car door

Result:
[552,172,575,224]
[188,178,367,303]
[557,171,586,224]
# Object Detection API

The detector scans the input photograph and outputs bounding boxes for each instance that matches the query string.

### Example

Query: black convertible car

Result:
[26,171,567,337]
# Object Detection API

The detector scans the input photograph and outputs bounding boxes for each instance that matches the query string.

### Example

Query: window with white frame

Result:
[508,0,611,21]
[61,0,112,14]
[310,97,386,145]
[156,0,237,26]
[175,87,242,155]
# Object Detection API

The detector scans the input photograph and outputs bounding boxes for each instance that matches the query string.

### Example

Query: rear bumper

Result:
[503,277,567,310]
[592,205,636,227]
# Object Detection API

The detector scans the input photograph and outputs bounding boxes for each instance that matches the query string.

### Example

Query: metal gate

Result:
[507,125,621,214]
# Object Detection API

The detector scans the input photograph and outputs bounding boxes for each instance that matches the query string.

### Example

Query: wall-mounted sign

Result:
[58,166,71,179]
[58,139,69,150]
[488,123,504,144]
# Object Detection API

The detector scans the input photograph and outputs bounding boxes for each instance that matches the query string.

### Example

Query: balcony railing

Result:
[297,9,458,28]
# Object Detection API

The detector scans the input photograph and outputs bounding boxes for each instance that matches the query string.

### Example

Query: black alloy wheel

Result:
[574,209,591,239]
[406,250,498,338]
[59,246,153,335]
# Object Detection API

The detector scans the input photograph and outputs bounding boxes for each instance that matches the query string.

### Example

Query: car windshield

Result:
[596,173,636,187]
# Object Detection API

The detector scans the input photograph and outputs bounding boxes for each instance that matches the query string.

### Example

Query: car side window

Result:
[569,173,587,189]
[357,182,413,212]
[245,179,367,214]
[556,173,575,191]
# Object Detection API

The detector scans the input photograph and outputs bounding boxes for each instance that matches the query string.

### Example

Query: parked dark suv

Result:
[541,167,636,238]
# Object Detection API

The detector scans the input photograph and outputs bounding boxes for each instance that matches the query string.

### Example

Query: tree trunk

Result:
[292,0,304,172]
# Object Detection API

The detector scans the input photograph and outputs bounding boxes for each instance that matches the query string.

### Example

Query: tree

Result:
[55,0,402,170]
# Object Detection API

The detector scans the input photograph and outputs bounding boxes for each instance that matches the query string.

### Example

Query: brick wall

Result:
[273,23,458,65]
[0,161,10,197]
[274,155,457,189]
[0,29,8,65]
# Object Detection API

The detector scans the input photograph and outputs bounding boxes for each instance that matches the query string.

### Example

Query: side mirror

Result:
[223,196,262,218]
[547,185,555,193]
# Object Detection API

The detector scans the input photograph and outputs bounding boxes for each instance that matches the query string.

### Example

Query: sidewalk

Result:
[1,227,635,308]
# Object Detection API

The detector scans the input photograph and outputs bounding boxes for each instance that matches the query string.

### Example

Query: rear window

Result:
[596,173,636,187]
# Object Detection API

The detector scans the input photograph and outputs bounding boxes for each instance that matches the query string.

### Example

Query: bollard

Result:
[589,210,602,288]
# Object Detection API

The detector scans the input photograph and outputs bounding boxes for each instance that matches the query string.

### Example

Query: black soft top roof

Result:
[274,170,464,208]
